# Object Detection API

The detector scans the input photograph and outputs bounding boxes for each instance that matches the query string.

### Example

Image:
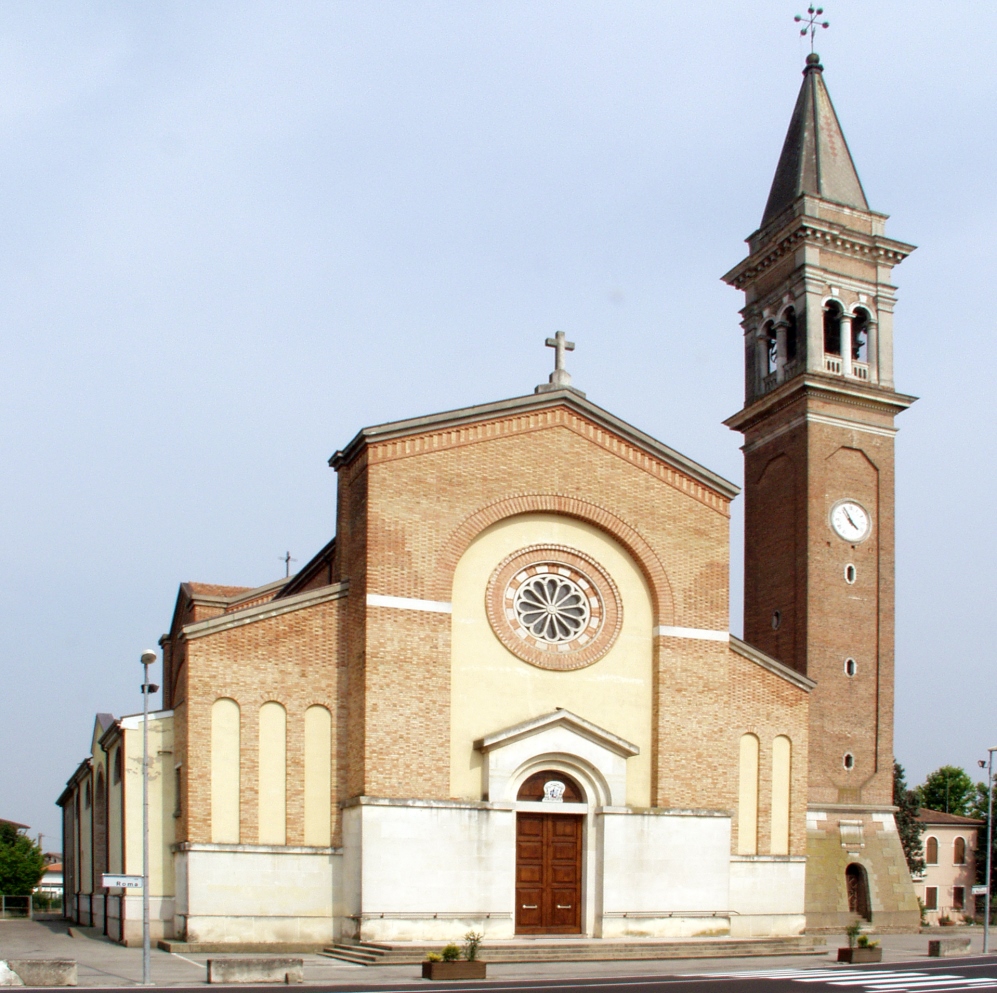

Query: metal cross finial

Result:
[282,551,297,578]
[795,6,829,52]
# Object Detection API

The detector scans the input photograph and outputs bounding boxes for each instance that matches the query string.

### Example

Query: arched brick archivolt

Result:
[437,493,675,626]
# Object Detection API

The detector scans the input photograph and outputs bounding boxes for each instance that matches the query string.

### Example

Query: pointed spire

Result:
[761,53,868,227]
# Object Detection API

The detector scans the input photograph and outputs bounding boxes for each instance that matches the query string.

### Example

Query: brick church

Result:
[59,52,920,948]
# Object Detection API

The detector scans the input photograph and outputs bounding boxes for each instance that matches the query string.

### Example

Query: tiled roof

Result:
[916,808,984,826]
[186,583,254,598]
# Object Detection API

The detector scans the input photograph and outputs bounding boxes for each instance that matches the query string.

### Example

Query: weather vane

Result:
[795,6,829,52]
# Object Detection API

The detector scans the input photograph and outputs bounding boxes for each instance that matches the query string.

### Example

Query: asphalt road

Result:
[77,956,997,993]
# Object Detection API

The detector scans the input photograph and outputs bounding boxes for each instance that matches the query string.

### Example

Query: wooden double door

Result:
[515,813,583,934]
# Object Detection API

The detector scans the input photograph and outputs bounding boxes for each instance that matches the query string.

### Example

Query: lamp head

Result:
[140,649,157,666]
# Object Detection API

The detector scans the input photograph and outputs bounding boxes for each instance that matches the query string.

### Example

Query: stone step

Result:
[321,936,825,966]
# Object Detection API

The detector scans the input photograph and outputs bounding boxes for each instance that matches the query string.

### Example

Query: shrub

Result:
[463,930,483,962]
[845,921,863,948]
[440,944,460,962]
[425,953,442,963]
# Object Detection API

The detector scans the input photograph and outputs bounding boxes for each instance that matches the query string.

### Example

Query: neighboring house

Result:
[915,809,982,924]
[36,861,64,900]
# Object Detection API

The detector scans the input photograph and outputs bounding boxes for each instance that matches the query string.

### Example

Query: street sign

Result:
[973,885,989,896]
[101,873,144,889]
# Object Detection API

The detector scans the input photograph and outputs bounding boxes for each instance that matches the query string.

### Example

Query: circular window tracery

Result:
[486,545,622,671]
[514,572,591,644]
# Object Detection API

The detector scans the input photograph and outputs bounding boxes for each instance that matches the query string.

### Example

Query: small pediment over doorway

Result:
[473,708,639,807]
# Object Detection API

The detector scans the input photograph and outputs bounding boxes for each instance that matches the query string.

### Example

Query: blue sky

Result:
[1,1,994,844]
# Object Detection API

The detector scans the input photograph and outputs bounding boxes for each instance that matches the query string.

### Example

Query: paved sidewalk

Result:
[0,920,993,987]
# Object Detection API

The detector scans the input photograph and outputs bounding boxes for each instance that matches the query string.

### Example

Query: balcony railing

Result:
[823,355,871,382]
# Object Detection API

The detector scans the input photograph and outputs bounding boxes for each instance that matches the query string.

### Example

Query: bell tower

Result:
[724,53,920,929]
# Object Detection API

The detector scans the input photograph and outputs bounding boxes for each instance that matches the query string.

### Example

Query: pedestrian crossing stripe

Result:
[680,969,997,992]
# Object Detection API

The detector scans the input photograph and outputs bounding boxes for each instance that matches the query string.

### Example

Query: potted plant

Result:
[422,932,487,980]
[838,924,882,963]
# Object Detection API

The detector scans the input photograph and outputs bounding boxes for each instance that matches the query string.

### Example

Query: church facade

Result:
[58,52,919,946]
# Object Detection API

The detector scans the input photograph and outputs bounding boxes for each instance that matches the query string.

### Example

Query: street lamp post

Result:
[139,650,159,986]
[984,747,997,955]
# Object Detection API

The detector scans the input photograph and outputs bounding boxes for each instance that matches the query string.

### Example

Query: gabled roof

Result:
[916,808,984,826]
[329,388,739,501]
[761,54,868,228]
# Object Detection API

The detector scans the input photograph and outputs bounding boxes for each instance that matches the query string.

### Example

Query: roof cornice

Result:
[723,211,916,291]
[730,635,816,692]
[182,581,349,641]
[724,373,917,434]
[329,389,739,501]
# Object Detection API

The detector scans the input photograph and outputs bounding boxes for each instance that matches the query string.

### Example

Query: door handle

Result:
[556,904,571,909]
[521,905,537,909]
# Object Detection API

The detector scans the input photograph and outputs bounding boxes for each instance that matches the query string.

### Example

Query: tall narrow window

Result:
[924,886,938,910]
[925,836,938,865]
[304,705,332,846]
[771,735,792,855]
[764,321,777,375]
[953,836,966,865]
[211,698,241,843]
[784,308,798,363]
[824,301,842,356]
[737,733,760,855]
[258,702,287,844]
[852,309,870,362]
[953,886,965,910]
[113,748,123,785]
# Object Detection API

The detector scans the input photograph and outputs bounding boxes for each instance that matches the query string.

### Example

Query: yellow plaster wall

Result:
[258,702,287,844]
[450,513,653,806]
[108,746,123,873]
[737,733,759,855]
[303,705,332,846]
[123,715,175,896]
[771,734,791,855]
[210,699,240,843]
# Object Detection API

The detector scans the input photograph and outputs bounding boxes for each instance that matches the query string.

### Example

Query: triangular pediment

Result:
[329,389,737,503]
[473,708,639,758]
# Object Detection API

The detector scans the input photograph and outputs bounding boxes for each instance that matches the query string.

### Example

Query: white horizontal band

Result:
[366,593,452,614]
[654,625,729,642]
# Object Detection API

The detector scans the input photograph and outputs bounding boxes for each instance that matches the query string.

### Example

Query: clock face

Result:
[830,500,870,543]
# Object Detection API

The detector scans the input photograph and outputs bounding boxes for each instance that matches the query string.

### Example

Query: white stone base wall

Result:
[164,803,807,944]
[728,855,806,936]
[174,844,336,945]
[343,799,516,943]
[599,808,732,937]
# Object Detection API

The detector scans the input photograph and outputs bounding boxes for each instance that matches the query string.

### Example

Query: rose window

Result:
[513,574,590,644]
[486,545,622,671]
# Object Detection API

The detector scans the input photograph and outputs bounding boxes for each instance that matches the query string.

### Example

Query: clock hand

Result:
[844,509,858,530]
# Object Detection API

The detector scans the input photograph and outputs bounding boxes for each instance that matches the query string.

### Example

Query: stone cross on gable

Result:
[535,330,584,396]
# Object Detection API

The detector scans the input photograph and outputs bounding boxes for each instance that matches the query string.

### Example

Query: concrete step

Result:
[321,935,826,966]
[319,945,386,965]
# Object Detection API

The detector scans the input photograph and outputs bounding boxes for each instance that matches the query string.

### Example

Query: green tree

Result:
[0,823,44,896]
[918,766,975,816]
[894,761,925,877]
[969,779,996,919]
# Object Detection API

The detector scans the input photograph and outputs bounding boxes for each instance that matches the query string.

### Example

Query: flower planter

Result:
[838,947,882,963]
[422,961,487,980]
